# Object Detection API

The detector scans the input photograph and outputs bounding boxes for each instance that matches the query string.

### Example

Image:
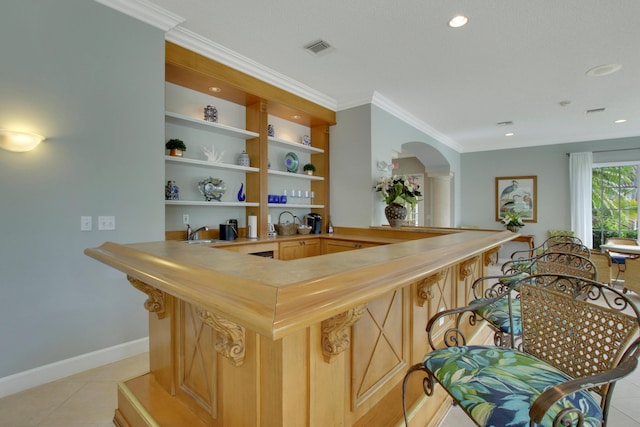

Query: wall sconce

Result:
[376,160,398,172]
[0,129,45,152]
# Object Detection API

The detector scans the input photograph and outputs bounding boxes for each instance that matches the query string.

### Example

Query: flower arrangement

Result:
[501,211,525,227]
[375,175,422,208]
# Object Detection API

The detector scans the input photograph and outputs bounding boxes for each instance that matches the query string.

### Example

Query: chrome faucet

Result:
[187,224,209,240]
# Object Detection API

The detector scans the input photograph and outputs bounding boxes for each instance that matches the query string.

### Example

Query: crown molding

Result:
[370,92,463,153]
[166,27,337,111]
[94,0,185,30]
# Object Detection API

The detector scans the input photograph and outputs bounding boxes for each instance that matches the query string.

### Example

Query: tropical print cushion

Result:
[423,345,603,427]
[472,298,522,335]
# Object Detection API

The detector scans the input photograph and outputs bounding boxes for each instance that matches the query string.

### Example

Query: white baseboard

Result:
[0,337,149,399]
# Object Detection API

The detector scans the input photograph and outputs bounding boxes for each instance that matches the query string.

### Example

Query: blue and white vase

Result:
[165,180,179,200]
[302,135,311,146]
[238,150,250,167]
[267,124,275,137]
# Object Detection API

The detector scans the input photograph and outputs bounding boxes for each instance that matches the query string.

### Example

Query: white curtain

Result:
[569,152,593,248]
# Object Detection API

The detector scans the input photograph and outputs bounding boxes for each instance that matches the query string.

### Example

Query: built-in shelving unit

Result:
[165,41,336,238]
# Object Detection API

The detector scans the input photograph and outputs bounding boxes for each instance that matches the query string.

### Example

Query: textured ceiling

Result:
[143,0,640,152]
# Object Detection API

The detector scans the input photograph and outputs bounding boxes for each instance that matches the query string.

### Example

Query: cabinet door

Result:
[279,241,304,260]
[303,239,320,258]
[322,239,379,254]
[279,239,320,260]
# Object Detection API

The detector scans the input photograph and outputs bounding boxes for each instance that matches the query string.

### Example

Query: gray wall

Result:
[460,136,640,255]
[0,0,165,377]
[331,104,462,227]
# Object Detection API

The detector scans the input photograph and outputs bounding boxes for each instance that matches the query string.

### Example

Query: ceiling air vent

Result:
[304,39,333,56]
[586,107,606,115]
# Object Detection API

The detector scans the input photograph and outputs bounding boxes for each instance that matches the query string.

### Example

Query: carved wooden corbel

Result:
[459,256,480,280]
[127,275,166,319]
[416,271,445,307]
[484,247,500,266]
[198,309,245,367]
[321,305,366,363]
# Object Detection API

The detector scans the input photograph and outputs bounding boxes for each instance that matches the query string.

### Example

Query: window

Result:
[592,164,639,249]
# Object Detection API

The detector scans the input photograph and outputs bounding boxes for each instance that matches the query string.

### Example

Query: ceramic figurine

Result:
[204,105,218,122]
[302,135,311,145]
[268,124,275,137]
[202,145,224,162]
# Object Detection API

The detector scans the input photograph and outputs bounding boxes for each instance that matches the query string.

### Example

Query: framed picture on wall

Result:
[495,175,537,222]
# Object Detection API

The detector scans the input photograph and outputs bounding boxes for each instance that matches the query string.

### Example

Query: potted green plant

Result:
[303,163,316,176]
[166,138,186,157]
[501,211,525,232]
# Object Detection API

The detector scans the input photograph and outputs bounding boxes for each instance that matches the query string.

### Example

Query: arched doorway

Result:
[397,142,452,227]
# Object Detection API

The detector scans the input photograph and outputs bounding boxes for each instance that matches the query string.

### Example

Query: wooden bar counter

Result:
[85,227,513,427]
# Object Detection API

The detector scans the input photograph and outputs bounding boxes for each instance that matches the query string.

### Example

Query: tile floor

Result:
[2,349,639,426]
[0,352,148,427]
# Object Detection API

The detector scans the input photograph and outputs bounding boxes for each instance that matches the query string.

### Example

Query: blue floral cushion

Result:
[472,298,522,335]
[423,345,603,427]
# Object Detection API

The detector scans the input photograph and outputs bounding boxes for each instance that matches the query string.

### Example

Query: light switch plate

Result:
[183,214,189,224]
[98,216,115,230]
[81,216,92,231]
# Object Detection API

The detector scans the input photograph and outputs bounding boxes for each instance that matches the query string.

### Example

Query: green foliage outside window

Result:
[592,165,638,249]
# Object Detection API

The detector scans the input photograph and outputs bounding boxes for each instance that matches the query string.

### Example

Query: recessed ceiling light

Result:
[448,15,468,28]
[586,63,622,77]
[505,133,514,137]
[615,119,627,124]
[291,115,301,120]
[208,86,221,93]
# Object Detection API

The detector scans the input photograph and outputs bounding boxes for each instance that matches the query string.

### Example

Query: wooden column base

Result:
[114,373,209,427]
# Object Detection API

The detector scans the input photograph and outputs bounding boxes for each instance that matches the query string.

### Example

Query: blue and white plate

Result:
[284,152,299,173]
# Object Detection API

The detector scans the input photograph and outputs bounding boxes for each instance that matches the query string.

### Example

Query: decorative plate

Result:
[284,152,299,173]
[198,177,226,201]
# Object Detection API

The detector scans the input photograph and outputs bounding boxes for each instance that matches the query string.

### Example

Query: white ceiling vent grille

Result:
[304,39,333,56]
[586,107,606,115]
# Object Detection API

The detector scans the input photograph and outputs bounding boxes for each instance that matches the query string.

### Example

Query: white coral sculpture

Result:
[202,145,224,163]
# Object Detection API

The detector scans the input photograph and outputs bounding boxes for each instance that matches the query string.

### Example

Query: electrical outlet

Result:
[183,214,189,225]
[98,216,116,230]
[81,216,92,231]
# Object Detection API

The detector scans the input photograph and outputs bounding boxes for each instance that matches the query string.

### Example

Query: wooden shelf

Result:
[268,204,325,209]
[268,136,324,154]
[165,200,260,207]
[166,111,259,139]
[267,169,323,180]
[165,156,259,172]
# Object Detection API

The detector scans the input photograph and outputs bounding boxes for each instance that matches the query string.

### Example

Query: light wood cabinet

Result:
[322,238,380,254]
[279,239,321,260]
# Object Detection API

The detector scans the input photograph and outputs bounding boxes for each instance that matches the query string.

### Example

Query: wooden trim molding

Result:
[127,276,166,319]
[197,308,246,367]
[458,256,480,280]
[484,247,500,266]
[321,304,366,363]
[416,271,445,307]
